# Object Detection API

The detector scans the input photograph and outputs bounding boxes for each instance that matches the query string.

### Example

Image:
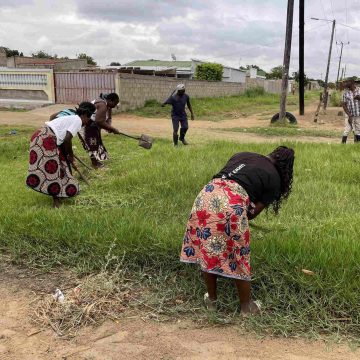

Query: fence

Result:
[0,68,55,102]
[117,74,247,111]
[0,69,294,108]
[54,72,116,104]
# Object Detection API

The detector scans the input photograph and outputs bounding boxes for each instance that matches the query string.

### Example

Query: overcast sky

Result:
[0,0,358,80]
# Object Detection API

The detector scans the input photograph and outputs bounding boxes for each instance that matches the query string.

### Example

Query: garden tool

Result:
[118,132,153,149]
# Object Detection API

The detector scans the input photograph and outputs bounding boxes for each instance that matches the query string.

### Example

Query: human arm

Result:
[161,95,173,107]
[187,97,195,120]
[95,103,120,134]
[247,202,266,220]
[62,131,74,163]
[49,112,60,120]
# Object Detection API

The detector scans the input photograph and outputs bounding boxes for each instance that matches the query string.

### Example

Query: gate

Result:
[54,72,116,104]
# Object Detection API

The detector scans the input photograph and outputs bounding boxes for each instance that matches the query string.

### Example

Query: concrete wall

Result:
[0,68,55,103]
[246,78,289,94]
[0,47,7,67]
[53,59,88,71]
[116,73,246,111]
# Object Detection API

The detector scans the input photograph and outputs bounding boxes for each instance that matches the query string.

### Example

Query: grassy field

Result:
[1,124,360,338]
[129,89,321,121]
[220,125,340,139]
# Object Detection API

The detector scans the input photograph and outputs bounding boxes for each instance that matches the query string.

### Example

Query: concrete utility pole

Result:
[279,0,295,123]
[299,0,305,115]
[323,19,336,110]
[336,41,350,84]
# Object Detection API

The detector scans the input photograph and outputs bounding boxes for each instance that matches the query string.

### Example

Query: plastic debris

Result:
[53,288,65,302]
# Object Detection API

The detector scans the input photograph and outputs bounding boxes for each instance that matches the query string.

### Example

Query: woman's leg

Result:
[234,279,260,315]
[53,196,61,208]
[203,272,217,300]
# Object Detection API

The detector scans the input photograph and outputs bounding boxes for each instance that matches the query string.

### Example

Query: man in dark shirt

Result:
[162,84,195,146]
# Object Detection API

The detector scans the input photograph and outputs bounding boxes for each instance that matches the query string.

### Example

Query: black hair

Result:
[75,101,96,118]
[268,146,295,214]
[100,92,119,102]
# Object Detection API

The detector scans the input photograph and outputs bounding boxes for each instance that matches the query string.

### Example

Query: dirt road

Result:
[0,264,358,360]
[0,103,344,144]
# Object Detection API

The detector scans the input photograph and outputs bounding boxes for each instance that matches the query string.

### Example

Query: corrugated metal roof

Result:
[124,60,192,68]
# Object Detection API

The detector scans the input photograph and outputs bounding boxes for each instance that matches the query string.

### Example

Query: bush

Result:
[330,91,342,107]
[243,86,266,97]
[195,63,223,81]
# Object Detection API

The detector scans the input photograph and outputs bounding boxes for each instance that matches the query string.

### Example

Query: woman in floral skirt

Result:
[180,146,295,315]
[26,103,95,208]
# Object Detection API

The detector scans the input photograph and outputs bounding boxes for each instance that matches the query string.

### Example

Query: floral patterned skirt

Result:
[180,179,251,281]
[26,126,79,198]
[78,125,109,162]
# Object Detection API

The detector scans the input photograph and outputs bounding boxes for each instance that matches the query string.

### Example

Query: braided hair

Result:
[268,146,295,214]
[75,101,96,118]
[100,92,119,102]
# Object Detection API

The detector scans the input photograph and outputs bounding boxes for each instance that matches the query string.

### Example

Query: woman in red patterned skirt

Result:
[26,103,95,208]
[180,146,295,315]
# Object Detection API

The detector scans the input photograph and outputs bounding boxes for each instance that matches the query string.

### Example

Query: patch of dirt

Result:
[0,262,358,360]
[0,102,345,145]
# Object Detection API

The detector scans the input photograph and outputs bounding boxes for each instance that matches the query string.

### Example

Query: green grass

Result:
[221,125,340,139]
[1,125,360,338]
[128,90,321,121]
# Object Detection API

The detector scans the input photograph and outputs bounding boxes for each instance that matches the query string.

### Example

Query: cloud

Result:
[0,0,358,79]
[74,0,204,23]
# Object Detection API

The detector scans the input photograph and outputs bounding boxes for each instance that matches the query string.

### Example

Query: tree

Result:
[109,62,121,66]
[77,53,97,65]
[4,48,23,57]
[195,62,223,81]
[292,71,310,86]
[266,65,284,80]
[31,50,56,59]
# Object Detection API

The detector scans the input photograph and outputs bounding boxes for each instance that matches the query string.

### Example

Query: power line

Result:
[201,23,328,62]
[337,23,360,32]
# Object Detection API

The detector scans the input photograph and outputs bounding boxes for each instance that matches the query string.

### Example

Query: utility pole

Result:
[322,19,336,111]
[299,0,305,115]
[279,0,295,123]
[336,41,350,84]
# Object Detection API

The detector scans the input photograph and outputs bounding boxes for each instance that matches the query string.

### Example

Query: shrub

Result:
[195,63,223,81]
[330,91,342,107]
[243,86,266,97]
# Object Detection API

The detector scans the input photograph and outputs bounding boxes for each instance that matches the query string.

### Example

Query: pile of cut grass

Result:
[1,125,359,337]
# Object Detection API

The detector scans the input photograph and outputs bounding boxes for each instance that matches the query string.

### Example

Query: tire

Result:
[271,112,297,124]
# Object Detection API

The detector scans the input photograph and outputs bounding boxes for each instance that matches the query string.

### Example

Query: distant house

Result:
[246,67,267,80]
[119,59,246,83]
[6,56,88,71]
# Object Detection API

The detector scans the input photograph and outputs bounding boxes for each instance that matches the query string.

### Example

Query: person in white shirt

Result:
[26,102,95,208]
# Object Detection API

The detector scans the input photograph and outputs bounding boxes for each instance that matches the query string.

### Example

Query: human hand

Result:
[112,128,121,135]
[191,114,195,121]
[67,154,74,164]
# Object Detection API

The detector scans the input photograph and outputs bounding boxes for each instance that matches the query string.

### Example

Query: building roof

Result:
[124,60,193,68]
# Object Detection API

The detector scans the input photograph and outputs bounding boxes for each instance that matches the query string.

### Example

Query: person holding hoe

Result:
[180,146,295,315]
[162,84,195,146]
[78,93,121,168]
[26,103,96,208]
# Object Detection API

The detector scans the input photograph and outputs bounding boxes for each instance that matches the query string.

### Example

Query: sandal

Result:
[204,292,217,312]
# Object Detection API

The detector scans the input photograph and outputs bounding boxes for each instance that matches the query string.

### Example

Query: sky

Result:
[0,0,359,80]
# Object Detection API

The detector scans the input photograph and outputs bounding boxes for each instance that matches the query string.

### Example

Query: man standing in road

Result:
[342,80,360,143]
[162,84,195,146]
